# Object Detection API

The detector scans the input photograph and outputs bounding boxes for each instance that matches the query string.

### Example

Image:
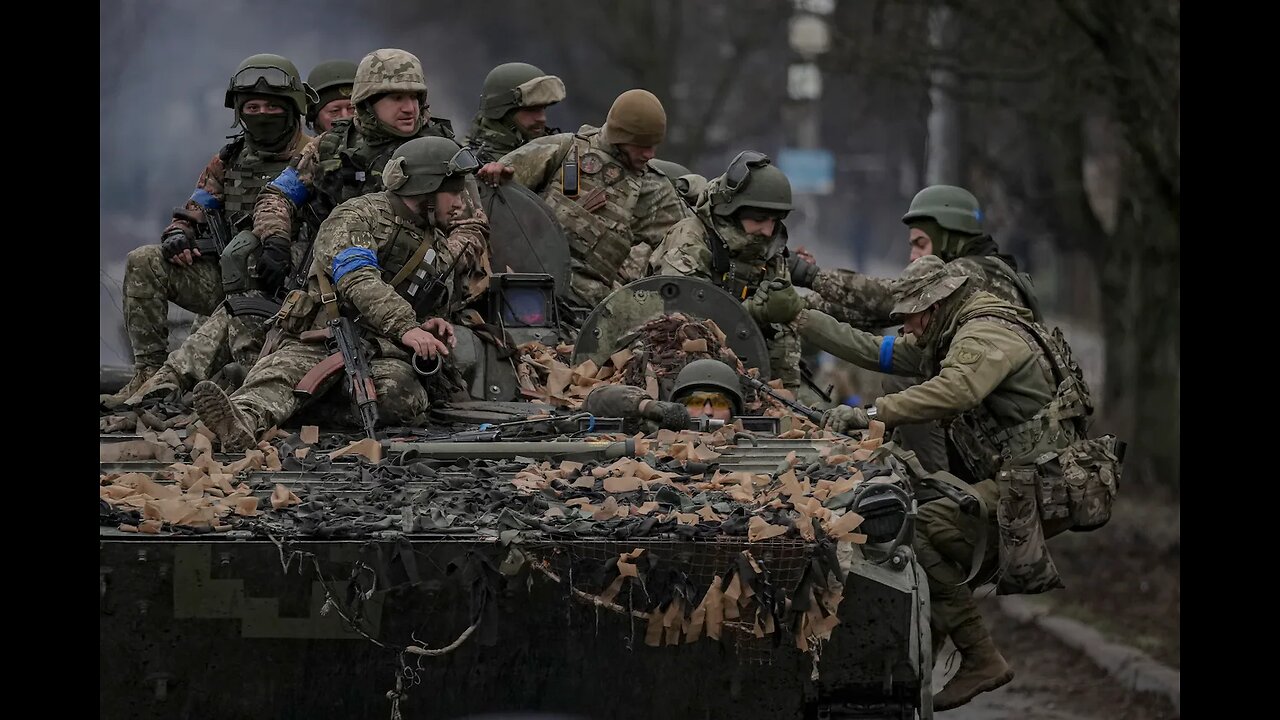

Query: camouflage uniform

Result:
[112,57,318,408]
[761,256,1094,710]
[648,161,801,391]
[199,181,489,448]
[496,90,690,308]
[466,62,566,163]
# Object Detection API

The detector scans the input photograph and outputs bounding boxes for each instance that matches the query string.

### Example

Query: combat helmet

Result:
[382,136,480,196]
[670,359,745,415]
[225,53,314,115]
[889,255,969,320]
[306,59,357,123]
[352,48,427,105]
[710,151,793,217]
[901,185,984,235]
[480,62,566,119]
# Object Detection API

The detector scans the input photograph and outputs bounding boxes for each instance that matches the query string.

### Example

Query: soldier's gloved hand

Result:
[787,253,820,288]
[160,228,199,267]
[822,405,870,434]
[747,278,805,324]
[257,235,292,291]
[640,399,692,431]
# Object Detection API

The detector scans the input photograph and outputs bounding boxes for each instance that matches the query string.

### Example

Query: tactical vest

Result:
[312,117,457,213]
[964,255,1044,322]
[700,218,787,300]
[364,202,455,321]
[539,129,641,293]
[219,137,295,227]
[943,306,1090,482]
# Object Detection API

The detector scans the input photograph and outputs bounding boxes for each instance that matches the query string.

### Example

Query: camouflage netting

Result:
[514,312,793,414]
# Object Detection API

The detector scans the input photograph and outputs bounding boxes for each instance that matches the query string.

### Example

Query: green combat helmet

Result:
[710,151,793,217]
[480,62,566,118]
[889,255,969,320]
[225,53,313,115]
[351,48,428,105]
[382,136,480,197]
[306,59,357,122]
[670,358,745,415]
[599,89,667,146]
[901,184,985,259]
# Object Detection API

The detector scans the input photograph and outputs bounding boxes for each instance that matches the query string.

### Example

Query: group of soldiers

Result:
[103,46,1122,712]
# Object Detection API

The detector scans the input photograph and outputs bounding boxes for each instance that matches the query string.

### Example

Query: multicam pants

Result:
[123,245,224,368]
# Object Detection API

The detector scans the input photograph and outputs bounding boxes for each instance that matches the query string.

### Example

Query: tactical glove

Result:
[822,405,870,434]
[747,278,806,324]
[257,235,292,292]
[641,399,693,431]
[787,253,820,288]
[160,228,196,260]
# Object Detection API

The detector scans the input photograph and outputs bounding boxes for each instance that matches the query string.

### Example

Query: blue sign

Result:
[777,148,835,195]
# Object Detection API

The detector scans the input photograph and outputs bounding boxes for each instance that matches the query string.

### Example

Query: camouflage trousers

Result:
[123,245,224,368]
[162,302,269,392]
[568,266,619,309]
[229,337,430,432]
[765,322,802,392]
[916,478,1072,647]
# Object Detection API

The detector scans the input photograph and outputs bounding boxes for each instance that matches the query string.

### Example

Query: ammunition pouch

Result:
[1057,434,1123,532]
[993,465,1064,595]
[220,229,261,294]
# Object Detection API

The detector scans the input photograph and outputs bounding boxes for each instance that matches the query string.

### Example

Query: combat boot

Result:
[933,618,1013,711]
[100,366,158,409]
[192,380,257,452]
[124,365,184,406]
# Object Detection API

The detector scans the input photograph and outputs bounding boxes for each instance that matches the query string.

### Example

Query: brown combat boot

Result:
[192,380,257,453]
[100,366,158,409]
[933,619,1014,711]
[124,365,184,406]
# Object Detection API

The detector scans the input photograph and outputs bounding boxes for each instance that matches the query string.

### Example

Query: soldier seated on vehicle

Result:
[748,255,1123,711]
[466,62,566,163]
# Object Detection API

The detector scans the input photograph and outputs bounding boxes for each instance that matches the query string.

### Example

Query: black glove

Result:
[787,253,820,288]
[641,399,693,430]
[257,235,292,291]
[160,228,195,260]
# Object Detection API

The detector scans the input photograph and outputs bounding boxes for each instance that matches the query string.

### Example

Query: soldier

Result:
[749,255,1121,710]
[466,62,566,163]
[787,184,1041,328]
[582,358,744,433]
[104,53,314,407]
[193,137,490,451]
[306,59,357,134]
[648,159,708,210]
[476,89,691,310]
[647,151,803,392]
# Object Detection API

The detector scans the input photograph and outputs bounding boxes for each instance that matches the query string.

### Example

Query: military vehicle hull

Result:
[101,532,930,719]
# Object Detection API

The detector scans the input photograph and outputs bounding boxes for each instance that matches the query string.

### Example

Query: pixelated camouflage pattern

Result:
[350,48,427,105]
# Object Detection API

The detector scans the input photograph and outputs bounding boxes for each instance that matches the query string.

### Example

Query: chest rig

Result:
[942,307,1089,481]
[540,130,642,286]
[219,137,294,227]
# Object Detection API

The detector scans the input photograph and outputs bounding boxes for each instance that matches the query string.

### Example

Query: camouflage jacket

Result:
[304,192,490,347]
[165,130,309,239]
[796,290,1066,467]
[649,204,789,300]
[252,113,458,242]
[498,124,690,305]
[807,253,1041,328]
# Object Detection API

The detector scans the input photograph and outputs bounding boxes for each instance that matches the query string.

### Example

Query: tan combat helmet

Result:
[351,48,428,105]
[599,89,666,146]
[889,255,969,320]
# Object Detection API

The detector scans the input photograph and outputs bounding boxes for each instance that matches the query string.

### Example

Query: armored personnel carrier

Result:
[100,187,940,720]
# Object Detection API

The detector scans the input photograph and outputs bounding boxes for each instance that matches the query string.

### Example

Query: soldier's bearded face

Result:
[903,307,934,339]
[433,191,465,224]
[739,216,777,238]
[618,143,657,172]
[512,106,549,135]
[316,99,355,133]
[373,92,422,133]
[909,228,933,261]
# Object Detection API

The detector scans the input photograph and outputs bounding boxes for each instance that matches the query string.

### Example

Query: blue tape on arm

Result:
[267,167,310,205]
[331,247,379,283]
[587,415,595,432]
[878,336,895,372]
[190,188,223,210]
